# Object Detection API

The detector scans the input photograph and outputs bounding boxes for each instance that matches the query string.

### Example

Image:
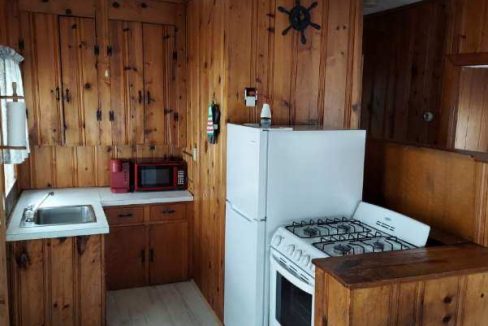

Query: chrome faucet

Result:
[24,191,54,222]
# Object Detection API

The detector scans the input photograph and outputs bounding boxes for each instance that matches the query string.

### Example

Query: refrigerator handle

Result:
[226,200,265,222]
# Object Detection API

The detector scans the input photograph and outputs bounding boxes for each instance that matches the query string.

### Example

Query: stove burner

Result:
[303,226,319,237]
[337,224,351,233]
[333,244,352,255]
[373,241,385,251]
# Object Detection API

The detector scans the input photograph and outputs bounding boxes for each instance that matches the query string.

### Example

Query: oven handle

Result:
[270,253,314,295]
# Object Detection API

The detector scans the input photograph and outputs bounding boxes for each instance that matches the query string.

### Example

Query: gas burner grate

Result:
[312,232,416,257]
[285,217,372,238]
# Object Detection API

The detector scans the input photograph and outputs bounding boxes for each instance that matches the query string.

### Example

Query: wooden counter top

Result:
[313,244,488,289]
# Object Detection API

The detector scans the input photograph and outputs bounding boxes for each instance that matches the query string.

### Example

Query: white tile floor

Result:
[106,281,222,326]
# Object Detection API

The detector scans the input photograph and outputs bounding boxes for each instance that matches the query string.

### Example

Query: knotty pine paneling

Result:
[187,0,363,319]
[454,67,488,152]
[364,139,488,246]
[361,0,448,145]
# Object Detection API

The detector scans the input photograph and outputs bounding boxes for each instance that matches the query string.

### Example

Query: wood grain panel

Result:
[457,0,488,54]
[109,20,144,145]
[421,276,460,325]
[59,16,100,146]
[364,139,488,244]
[143,23,166,144]
[18,0,95,17]
[20,12,63,145]
[361,0,448,145]
[454,67,488,152]
[351,286,392,326]
[54,146,75,188]
[77,235,104,326]
[108,0,180,25]
[49,237,75,326]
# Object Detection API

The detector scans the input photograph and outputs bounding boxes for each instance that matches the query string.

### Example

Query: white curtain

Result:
[0,45,29,164]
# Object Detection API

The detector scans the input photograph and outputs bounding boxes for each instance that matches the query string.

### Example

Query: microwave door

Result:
[137,165,173,190]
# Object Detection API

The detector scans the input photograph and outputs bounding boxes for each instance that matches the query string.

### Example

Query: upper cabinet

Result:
[455,0,488,54]
[17,3,186,148]
[108,21,178,146]
[20,12,63,145]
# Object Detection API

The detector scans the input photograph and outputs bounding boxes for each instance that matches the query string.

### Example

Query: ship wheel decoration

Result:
[278,0,321,44]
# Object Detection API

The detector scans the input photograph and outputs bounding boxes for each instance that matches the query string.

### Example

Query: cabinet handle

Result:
[149,249,154,262]
[117,213,133,218]
[140,249,145,264]
[146,91,153,105]
[54,87,60,101]
[161,208,176,215]
[138,90,143,104]
[16,251,29,269]
[65,88,71,103]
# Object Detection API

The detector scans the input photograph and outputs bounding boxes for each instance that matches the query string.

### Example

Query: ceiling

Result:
[364,0,423,15]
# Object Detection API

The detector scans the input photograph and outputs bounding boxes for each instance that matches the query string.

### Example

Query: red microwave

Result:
[134,159,187,192]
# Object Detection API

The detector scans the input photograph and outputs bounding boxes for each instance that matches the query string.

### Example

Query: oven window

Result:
[276,272,312,326]
[139,167,172,188]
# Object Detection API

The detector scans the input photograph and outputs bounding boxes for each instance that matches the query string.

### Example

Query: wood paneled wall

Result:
[362,0,488,149]
[364,139,488,246]
[5,0,187,190]
[361,0,448,145]
[186,0,363,319]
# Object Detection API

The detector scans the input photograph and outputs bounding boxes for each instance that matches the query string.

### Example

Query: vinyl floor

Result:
[106,281,221,326]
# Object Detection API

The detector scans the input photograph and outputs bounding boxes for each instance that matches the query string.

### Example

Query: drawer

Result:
[150,203,186,222]
[105,206,144,226]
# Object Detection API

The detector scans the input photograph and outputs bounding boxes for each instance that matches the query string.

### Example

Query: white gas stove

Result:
[269,202,431,326]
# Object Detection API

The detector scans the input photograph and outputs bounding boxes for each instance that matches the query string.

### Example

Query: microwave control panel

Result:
[177,170,186,186]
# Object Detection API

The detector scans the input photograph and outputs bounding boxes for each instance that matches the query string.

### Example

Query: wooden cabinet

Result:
[109,20,177,145]
[149,222,188,285]
[20,12,182,147]
[104,203,190,290]
[9,235,105,326]
[105,225,146,290]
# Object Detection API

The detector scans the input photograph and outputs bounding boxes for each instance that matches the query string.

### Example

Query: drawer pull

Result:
[117,213,134,218]
[16,251,29,269]
[161,208,176,215]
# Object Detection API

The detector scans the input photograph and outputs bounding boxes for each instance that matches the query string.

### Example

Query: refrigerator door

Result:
[224,202,266,326]
[266,130,366,231]
[226,124,268,221]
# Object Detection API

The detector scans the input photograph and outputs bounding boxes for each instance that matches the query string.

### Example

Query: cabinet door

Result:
[20,12,62,145]
[77,235,104,326]
[105,225,146,290]
[11,240,47,326]
[109,20,144,145]
[143,24,177,145]
[59,16,100,145]
[149,221,188,285]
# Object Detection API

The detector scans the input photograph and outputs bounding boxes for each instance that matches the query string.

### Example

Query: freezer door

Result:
[224,203,266,326]
[266,130,366,226]
[226,124,268,221]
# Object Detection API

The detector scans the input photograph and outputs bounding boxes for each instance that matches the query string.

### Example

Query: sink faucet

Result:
[24,191,54,222]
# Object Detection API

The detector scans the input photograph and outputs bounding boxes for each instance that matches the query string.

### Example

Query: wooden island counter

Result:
[313,244,488,326]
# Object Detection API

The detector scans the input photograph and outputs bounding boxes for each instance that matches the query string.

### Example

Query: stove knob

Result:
[272,235,284,247]
[300,254,311,266]
[286,244,295,255]
[292,249,302,261]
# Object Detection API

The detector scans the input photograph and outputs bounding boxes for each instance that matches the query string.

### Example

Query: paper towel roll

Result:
[6,101,27,146]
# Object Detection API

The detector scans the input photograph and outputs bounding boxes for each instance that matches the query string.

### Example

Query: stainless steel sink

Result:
[20,205,96,227]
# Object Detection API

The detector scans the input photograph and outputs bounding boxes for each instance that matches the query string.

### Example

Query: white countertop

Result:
[7,187,194,242]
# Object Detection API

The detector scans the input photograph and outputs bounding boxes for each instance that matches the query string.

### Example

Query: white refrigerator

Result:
[224,124,366,326]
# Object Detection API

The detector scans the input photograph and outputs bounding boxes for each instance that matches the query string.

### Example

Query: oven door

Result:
[270,251,315,326]
[136,164,174,191]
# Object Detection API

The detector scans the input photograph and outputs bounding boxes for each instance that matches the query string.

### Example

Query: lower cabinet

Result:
[105,225,146,290]
[8,235,105,326]
[105,203,190,290]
